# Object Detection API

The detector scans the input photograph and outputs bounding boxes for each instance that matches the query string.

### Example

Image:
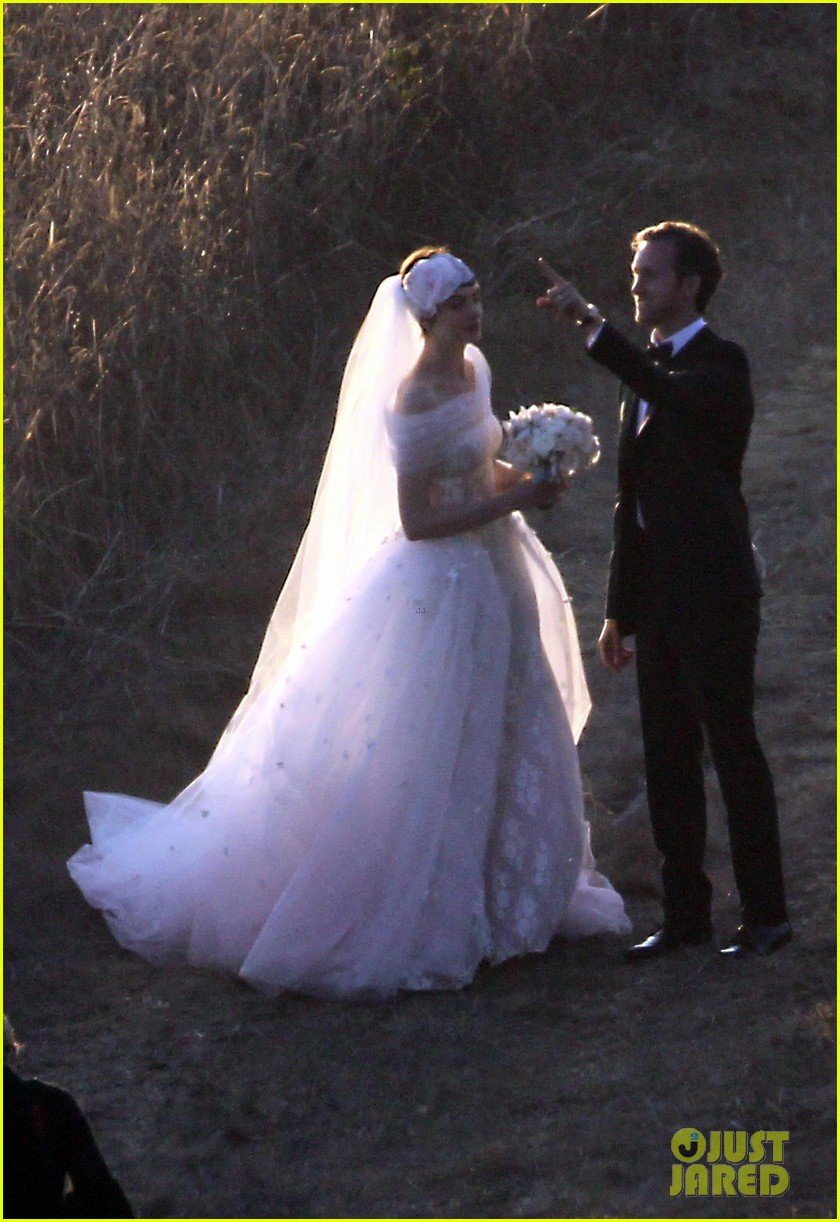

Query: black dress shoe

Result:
[719,921,793,957]
[624,925,713,961]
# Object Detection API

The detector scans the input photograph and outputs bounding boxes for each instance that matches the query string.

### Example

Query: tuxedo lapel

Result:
[618,326,716,466]
[631,328,710,438]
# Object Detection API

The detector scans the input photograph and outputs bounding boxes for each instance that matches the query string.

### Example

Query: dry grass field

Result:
[4,5,835,1219]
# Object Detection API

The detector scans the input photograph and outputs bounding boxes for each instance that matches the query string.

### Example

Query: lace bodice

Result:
[385,354,503,503]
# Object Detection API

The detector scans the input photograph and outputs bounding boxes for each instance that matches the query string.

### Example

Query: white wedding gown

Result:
[68,354,629,998]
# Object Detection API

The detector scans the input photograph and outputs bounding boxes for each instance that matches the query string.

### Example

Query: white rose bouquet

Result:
[502,402,600,482]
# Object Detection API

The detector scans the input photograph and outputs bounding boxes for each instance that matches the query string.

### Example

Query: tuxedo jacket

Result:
[589,322,762,636]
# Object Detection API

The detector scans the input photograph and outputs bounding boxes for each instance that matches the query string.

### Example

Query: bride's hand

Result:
[492,459,523,494]
[516,475,566,511]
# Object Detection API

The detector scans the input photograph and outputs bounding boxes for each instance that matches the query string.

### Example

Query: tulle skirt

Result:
[68,515,629,998]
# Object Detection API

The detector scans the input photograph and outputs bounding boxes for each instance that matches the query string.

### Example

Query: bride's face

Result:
[431,282,483,344]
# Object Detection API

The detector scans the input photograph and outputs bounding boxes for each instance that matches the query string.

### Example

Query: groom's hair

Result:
[632,221,723,313]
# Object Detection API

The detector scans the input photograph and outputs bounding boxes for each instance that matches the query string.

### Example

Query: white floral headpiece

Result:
[401,252,475,321]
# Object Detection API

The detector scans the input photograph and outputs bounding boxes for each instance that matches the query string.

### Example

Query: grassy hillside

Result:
[5,3,834,687]
[4,9,835,1217]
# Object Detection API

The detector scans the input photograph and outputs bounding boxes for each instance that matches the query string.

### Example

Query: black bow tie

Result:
[647,340,673,360]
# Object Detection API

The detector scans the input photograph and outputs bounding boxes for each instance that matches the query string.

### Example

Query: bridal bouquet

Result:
[502,402,600,481]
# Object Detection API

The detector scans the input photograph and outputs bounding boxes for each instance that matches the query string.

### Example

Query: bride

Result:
[68,247,630,999]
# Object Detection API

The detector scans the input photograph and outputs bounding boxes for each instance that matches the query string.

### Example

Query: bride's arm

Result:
[397,468,560,542]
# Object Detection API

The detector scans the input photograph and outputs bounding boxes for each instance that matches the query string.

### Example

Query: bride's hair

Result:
[400,245,475,333]
[399,244,450,279]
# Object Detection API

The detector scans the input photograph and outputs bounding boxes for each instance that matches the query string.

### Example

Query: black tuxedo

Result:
[589,322,787,930]
[597,322,762,636]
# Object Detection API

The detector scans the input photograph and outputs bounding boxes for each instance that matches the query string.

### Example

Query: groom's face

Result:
[630,239,694,331]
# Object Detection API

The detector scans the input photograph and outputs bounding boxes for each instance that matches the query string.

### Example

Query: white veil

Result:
[214,274,423,749]
[212,261,591,756]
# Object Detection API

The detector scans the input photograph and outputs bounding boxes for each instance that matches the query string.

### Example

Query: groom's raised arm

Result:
[536,260,637,669]
[535,259,749,432]
[587,322,750,429]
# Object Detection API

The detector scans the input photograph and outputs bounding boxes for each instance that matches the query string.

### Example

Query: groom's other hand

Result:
[536,258,603,334]
[599,618,634,671]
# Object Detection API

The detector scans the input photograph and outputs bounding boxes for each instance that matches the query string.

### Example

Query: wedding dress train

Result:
[68,347,629,998]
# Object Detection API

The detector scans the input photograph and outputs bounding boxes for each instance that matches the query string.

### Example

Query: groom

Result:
[538,221,791,959]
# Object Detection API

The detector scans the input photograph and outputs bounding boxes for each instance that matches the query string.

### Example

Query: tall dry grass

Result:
[4,3,577,652]
[4,3,833,679]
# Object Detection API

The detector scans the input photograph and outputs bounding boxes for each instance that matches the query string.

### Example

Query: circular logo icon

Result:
[672,1128,706,1162]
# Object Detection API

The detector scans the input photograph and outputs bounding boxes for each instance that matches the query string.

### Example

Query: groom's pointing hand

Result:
[536,257,584,317]
[536,258,603,332]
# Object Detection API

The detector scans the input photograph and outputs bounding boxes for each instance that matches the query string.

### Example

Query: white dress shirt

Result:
[633,317,706,528]
[635,317,707,433]
[586,316,708,528]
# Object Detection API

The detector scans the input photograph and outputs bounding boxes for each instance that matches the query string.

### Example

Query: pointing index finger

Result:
[537,256,563,286]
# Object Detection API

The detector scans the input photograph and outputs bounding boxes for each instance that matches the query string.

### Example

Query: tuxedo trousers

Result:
[632,535,788,929]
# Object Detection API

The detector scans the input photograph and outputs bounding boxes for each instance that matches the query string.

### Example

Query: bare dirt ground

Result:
[4,337,835,1219]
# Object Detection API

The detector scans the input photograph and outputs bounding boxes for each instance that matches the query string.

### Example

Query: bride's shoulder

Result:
[393,376,440,418]
[394,348,490,419]
[465,345,491,391]
[466,344,490,381]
